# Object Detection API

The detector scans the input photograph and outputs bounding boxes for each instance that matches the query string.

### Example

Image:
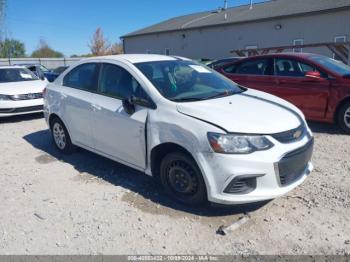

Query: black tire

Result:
[50,117,75,154]
[337,101,350,134]
[160,152,207,206]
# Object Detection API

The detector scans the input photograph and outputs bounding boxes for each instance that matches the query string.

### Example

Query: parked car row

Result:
[1,53,349,207]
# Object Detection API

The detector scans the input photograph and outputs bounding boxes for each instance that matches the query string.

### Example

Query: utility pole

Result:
[223,0,228,20]
[250,0,254,10]
[224,0,228,10]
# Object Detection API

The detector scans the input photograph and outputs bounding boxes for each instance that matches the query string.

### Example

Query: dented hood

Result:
[176,89,302,134]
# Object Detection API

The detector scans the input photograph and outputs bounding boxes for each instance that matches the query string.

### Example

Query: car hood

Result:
[176,89,303,134]
[0,80,47,95]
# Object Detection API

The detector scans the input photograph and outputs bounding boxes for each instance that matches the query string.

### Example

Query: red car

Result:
[217,53,350,133]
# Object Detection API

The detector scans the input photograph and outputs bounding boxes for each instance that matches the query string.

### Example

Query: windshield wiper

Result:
[172,97,203,102]
[201,90,237,100]
[172,90,242,102]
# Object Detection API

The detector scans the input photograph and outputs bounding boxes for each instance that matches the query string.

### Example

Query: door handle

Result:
[91,104,102,111]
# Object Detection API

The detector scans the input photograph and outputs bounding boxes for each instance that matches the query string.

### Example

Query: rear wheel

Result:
[337,102,350,134]
[160,152,207,206]
[50,117,75,153]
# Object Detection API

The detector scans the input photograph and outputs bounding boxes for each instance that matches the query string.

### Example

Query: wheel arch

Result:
[48,113,72,140]
[150,142,197,179]
[334,96,350,123]
[49,113,63,129]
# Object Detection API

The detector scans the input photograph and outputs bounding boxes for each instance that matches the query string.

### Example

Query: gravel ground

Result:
[0,113,349,255]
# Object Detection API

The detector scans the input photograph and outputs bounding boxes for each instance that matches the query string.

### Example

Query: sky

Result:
[3,0,266,56]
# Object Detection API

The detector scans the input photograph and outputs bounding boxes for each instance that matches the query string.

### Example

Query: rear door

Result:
[221,57,275,92]
[89,62,150,170]
[60,63,100,148]
[272,57,331,120]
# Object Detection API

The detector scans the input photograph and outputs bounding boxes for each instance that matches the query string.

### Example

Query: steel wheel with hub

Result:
[160,152,207,206]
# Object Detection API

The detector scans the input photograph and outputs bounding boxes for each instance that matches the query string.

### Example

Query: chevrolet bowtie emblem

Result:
[293,130,302,139]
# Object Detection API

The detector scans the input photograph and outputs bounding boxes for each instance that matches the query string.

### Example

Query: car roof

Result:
[83,54,192,64]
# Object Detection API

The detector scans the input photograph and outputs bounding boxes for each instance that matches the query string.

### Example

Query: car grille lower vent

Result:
[0,105,43,113]
[224,175,260,195]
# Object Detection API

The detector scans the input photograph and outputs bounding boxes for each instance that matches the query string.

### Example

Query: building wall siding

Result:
[123,9,350,59]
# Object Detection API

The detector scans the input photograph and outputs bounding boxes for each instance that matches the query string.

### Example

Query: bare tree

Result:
[31,38,64,58]
[0,0,6,41]
[110,41,123,55]
[88,27,110,56]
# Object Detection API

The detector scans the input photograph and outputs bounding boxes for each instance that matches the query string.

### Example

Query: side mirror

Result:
[305,71,321,80]
[122,96,135,115]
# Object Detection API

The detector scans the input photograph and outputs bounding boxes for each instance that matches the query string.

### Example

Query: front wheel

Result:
[160,152,207,206]
[50,117,75,154]
[337,102,350,134]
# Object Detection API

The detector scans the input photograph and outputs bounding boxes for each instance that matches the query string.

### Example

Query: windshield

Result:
[135,60,244,102]
[0,68,39,83]
[309,55,350,76]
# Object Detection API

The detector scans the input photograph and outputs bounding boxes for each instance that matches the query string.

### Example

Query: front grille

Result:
[0,105,43,113]
[10,93,43,101]
[272,124,307,143]
[277,138,314,187]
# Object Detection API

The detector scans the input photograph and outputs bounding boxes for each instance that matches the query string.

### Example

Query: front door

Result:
[90,63,149,169]
[273,58,331,120]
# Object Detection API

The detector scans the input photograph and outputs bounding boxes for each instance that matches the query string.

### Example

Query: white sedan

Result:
[44,55,314,206]
[0,66,47,117]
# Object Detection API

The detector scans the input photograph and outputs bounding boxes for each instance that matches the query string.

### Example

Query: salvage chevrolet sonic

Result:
[44,55,314,206]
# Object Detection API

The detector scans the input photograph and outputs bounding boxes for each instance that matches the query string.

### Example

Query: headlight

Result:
[0,95,10,101]
[207,132,274,154]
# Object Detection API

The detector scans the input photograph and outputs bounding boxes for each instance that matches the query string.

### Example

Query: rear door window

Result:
[63,63,99,92]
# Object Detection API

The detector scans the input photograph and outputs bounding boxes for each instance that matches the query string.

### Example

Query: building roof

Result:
[122,0,350,38]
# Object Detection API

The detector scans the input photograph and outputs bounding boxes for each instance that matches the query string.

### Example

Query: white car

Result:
[0,66,46,117]
[44,55,314,206]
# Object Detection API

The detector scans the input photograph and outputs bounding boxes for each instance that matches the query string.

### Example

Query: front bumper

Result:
[196,131,314,205]
[0,99,44,117]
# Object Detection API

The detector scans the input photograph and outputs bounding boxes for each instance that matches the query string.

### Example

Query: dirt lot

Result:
[0,113,349,255]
